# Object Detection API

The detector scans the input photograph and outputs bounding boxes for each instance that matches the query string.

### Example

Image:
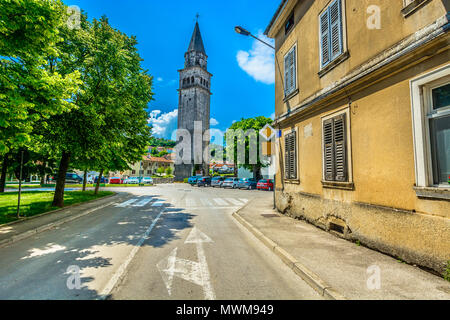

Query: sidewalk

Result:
[234,196,450,300]
[0,193,120,248]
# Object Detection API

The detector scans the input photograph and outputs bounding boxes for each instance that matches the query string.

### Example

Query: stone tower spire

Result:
[174,22,212,181]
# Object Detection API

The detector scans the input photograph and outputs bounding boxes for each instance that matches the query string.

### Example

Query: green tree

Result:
[226,116,273,180]
[0,0,81,191]
[165,166,173,176]
[42,15,153,205]
[157,167,165,176]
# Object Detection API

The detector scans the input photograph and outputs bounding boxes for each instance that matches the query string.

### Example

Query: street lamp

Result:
[234,26,275,49]
[235,25,282,209]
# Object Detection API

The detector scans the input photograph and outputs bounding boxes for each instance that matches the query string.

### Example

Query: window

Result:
[323,113,348,182]
[284,131,297,180]
[402,0,429,17]
[426,82,450,185]
[285,12,295,35]
[411,66,450,191]
[284,45,297,97]
[319,0,343,68]
[132,170,136,174]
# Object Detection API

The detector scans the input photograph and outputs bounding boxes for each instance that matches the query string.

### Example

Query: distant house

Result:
[124,155,175,178]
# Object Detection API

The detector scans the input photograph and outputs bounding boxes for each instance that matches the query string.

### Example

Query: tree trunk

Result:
[39,161,47,186]
[82,170,88,192]
[52,151,71,208]
[0,154,9,193]
[95,169,103,195]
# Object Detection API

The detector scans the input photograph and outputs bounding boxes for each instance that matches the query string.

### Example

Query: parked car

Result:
[141,177,154,185]
[188,176,200,185]
[197,176,212,187]
[126,177,140,184]
[222,177,240,189]
[109,177,123,184]
[238,178,257,190]
[52,172,83,184]
[94,176,108,184]
[211,176,225,188]
[257,179,274,191]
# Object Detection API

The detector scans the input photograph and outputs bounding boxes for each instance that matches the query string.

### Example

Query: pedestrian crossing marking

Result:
[152,201,165,207]
[132,198,153,207]
[213,198,228,206]
[200,199,213,206]
[225,198,244,206]
[116,199,138,207]
[186,198,197,207]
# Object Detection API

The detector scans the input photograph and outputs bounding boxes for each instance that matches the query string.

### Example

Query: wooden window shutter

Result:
[284,48,295,95]
[319,9,330,66]
[289,132,297,179]
[333,114,347,182]
[329,0,343,60]
[285,134,291,178]
[289,47,296,93]
[323,119,334,181]
[284,132,297,180]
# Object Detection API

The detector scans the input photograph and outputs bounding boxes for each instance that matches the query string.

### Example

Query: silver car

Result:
[222,177,240,189]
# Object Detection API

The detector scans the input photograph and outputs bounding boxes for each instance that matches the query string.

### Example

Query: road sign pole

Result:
[17,150,24,219]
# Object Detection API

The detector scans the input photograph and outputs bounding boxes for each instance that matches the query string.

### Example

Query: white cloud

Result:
[237,32,275,85]
[148,109,178,139]
[210,118,219,126]
[156,77,163,82]
[270,112,275,120]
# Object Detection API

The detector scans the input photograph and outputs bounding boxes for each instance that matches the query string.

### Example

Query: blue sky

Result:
[65,0,278,139]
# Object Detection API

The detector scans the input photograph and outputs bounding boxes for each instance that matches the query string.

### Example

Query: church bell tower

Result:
[174,21,212,181]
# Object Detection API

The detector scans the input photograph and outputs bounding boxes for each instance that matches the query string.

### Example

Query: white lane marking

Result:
[185,228,216,300]
[200,198,213,206]
[213,198,228,206]
[152,201,165,207]
[116,199,138,207]
[186,198,197,207]
[239,199,249,204]
[99,208,166,299]
[157,227,215,300]
[225,198,244,206]
[132,198,153,207]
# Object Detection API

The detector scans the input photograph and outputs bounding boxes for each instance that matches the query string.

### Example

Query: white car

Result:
[141,177,153,185]
[126,177,140,184]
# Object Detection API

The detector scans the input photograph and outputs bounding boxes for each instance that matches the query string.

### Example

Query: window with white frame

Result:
[410,65,450,188]
[319,0,344,68]
[284,44,297,97]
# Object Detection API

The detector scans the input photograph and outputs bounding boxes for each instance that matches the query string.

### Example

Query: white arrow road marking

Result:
[132,198,153,207]
[115,199,138,207]
[157,227,215,300]
[98,208,166,299]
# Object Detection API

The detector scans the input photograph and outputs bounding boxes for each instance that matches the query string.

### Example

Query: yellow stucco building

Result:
[266,0,449,273]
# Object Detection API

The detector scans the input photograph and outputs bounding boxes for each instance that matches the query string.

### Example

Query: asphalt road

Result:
[0,184,322,300]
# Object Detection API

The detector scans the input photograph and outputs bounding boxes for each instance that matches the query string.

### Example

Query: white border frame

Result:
[410,64,450,187]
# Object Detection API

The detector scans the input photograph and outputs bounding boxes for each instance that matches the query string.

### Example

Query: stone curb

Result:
[0,193,119,249]
[232,210,347,300]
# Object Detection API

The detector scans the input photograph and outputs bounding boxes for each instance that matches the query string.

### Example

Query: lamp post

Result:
[234,26,275,49]
[235,25,285,210]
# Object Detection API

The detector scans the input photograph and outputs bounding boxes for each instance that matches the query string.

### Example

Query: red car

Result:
[257,179,274,191]
[109,177,123,184]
